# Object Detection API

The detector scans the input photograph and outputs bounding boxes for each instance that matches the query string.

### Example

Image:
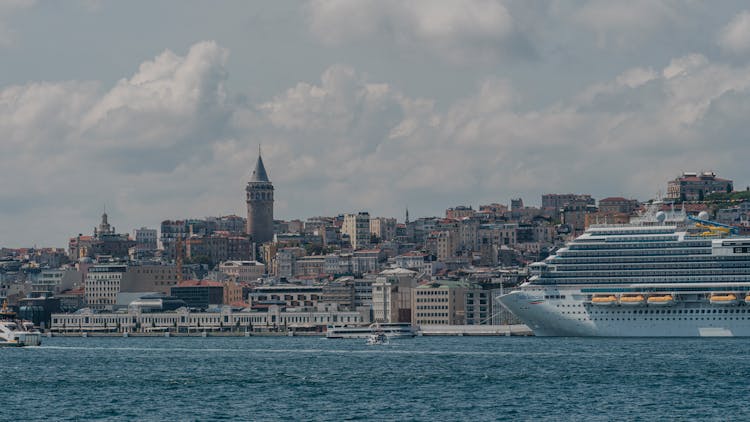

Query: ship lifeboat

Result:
[591,295,618,306]
[710,293,738,306]
[745,294,750,305]
[619,294,645,306]
[647,295,675,306]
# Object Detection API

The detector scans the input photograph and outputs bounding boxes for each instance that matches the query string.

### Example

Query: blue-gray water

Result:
[5,336,750,421]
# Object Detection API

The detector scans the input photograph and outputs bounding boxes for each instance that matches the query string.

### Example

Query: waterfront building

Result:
[372,268,417,323]
[666,171,733,201]
[411,280,480,325]
[246,150,275,243]
[170,280,224,309]
[85,264,178,310]
[50,304,363,333]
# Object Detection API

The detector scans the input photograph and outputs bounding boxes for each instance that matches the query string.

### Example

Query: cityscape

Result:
[2,150,745,336]
[6,2,750,420]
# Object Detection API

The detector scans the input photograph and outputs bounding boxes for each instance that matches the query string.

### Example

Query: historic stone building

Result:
[246,150,274,243]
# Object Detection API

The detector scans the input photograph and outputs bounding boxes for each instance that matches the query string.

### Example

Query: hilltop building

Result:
[246,149,274,243]
[666,171,733,201]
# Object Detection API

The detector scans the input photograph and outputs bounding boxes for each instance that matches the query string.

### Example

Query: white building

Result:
[51,304,363,333]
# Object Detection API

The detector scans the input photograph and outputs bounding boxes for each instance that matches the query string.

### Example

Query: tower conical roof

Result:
[250,153,270,182]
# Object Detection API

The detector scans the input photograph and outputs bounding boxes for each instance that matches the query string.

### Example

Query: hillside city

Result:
[2,152,747,334]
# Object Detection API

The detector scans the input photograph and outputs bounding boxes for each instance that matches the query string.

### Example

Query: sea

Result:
[5,336,749,421]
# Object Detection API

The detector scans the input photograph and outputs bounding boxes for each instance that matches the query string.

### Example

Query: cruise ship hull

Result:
[499,287,750,337]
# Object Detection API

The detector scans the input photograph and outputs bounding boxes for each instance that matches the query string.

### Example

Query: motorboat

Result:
[366,332,389,345]
[326,322,415,339]
[0,301,41,347]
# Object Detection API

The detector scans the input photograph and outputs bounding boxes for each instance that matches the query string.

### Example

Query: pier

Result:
[418,324,532,336]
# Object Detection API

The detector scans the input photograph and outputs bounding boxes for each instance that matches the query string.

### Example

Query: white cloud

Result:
[5,39,750,246]
[307,0,516,63]
[719,10,750,55]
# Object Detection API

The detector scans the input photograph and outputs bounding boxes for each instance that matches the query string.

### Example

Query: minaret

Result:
[246,147,274,243]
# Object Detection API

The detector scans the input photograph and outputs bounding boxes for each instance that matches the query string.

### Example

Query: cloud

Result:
[5,38,750,246]
[0,41,235,245]
[307,0,518,63]
[719,10,750,55]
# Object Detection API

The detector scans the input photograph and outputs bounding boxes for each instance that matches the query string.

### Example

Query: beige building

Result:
[372,268,417,323]
[218,260,265,283]
[343,212,371,250]
[85,264,177,310]
[411,280,480,326]
[370,217,397,242]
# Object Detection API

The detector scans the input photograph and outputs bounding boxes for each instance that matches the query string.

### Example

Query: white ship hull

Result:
[499,286,750,337]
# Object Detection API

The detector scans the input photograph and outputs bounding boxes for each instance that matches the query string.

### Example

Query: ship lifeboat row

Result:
[592,293,750,306]
[710,293,739,306]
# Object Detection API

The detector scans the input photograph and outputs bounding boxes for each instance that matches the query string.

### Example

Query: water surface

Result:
[5,336,749,421]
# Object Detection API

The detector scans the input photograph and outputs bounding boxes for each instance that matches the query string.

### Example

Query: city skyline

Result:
[4,2,750,246]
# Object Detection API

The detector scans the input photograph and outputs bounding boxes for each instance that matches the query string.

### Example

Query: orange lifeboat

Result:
[710,293,738,306]
[591,295,618,306]
[647,295,675,306]
[619,294,645,306]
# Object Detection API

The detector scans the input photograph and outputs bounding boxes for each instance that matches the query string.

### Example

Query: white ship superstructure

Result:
[498,207,750,336]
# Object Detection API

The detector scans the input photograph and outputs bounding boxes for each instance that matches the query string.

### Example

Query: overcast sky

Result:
[3,0,750,247]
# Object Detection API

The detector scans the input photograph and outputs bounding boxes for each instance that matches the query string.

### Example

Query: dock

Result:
[418,324,532,336]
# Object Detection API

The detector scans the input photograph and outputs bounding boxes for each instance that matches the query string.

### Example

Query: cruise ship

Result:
[498,206,750,337]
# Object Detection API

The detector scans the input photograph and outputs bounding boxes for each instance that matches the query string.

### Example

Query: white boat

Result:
[326,322,415,339]
[0,301,41,347]
[497,205,750,337]
[366,332,389,345]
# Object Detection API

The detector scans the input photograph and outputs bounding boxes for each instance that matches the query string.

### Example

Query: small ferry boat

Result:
[326,322,415,339]
[591,295,618,306]
[0,301,41,347]
[647,295,675,306]
[619,295,645,306]
[710,293,738,305]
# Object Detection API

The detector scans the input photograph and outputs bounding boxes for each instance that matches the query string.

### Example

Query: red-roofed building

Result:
[667,172,733,201]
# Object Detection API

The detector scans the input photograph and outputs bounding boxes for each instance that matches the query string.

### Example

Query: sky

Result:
[4,0,750,247]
